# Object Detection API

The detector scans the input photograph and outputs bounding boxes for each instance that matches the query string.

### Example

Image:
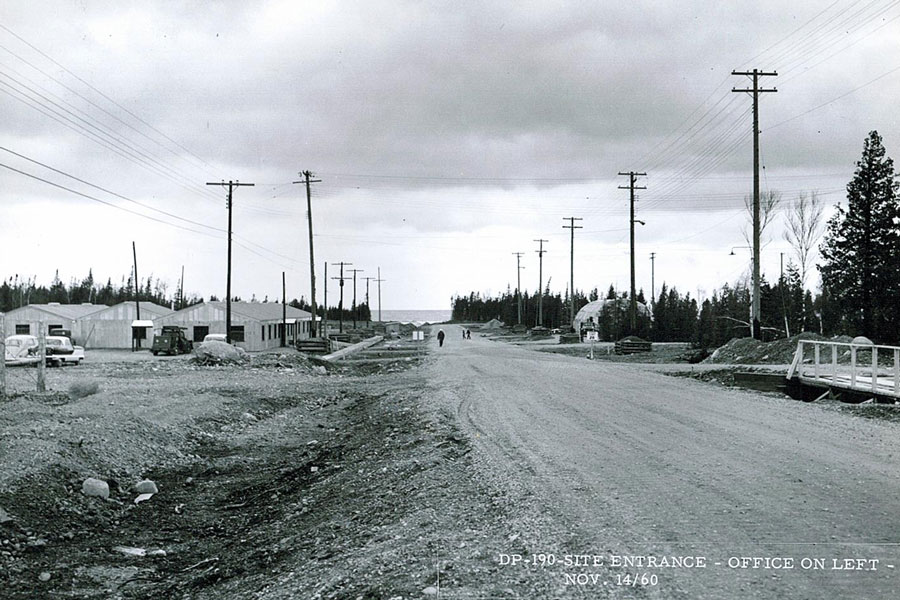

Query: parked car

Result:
[45,335,85,366]
[48,329,85,365]
[202,333,229,343]
[4,334,40,366]
[152,326,193,356]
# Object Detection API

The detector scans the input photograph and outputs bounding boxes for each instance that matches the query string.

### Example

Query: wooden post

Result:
[37,323,46,392]
[893,348,899,397]
[0,313,6,398]
[814,343,820,381]
[872,346,879,393]
[850,346,857,389]
[832,344,838,381]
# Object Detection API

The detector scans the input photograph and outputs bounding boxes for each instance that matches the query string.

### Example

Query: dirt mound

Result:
[704,332,853,364]
[192,341,249,365]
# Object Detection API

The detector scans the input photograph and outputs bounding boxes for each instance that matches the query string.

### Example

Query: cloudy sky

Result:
[2,1,899,311]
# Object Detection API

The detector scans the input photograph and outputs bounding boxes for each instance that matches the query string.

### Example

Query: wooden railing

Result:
[787,340,900,398]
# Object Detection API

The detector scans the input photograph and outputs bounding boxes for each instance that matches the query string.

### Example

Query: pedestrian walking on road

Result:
[466,329,471,339]
[437,329,445,347]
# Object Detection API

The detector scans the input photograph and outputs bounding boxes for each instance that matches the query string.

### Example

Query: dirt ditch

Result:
[0,348,550,599]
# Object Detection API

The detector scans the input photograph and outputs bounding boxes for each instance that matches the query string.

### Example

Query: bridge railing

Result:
[787,339,900,397]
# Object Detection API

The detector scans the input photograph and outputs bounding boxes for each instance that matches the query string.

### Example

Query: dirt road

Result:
[430,325,900,599]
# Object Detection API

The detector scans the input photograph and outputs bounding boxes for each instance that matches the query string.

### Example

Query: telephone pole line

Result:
[733,68,777,340]
[534,239,548,327]
[512,252,524,326]
[562,217,583,329]
[293,171,322,337]
[331,262,352,333]
[376,268,385,323]
[618,171,647,332]
[348,268,364,328]
[650,252,656,305]
[207,179,255,344]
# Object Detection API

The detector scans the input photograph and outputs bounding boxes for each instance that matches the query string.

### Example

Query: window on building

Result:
[48,324,63,334]
[230,326,245,342]
[261,325,265,341]
[15,324,29,335]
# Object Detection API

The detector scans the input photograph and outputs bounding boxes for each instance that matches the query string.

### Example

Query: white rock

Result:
[134,480,158,494]
[134,493,154,505]
[81,478,109,499]
[39,572,51,582]
[423,587,439,595]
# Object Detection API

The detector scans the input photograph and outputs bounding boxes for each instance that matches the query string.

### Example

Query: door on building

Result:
[193,326,209,343]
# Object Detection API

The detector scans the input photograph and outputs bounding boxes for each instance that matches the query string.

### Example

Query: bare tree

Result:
[783,190,825,289]
[742,189,782,250]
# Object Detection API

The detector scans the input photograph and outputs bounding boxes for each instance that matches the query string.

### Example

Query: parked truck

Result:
[151,326,193,356]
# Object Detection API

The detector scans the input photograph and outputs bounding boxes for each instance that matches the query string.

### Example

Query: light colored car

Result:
[4,334,40,366]
[46,335,84,365]
[202,333,229,343]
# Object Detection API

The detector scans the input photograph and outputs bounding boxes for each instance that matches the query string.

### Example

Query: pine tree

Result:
[819,131,900,341]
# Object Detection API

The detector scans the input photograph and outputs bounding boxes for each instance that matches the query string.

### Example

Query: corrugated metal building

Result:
[154,301,312,351]
[79,302,174,348]
[1,303,107,342]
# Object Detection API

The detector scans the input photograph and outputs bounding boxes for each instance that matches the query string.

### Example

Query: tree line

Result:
[453,130,900,346]
[1,270,372,324]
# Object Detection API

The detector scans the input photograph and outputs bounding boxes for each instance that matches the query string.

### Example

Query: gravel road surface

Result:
[429,325,900,599]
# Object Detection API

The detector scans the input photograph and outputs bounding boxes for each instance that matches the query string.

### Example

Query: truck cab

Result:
[151,326,193,356]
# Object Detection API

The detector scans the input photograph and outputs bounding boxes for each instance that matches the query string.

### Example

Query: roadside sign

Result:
[586,331,599,342]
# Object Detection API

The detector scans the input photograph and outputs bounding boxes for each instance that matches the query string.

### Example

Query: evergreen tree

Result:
[819,131,900,341]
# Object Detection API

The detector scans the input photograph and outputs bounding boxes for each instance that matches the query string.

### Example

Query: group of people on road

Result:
[436,328,471,348]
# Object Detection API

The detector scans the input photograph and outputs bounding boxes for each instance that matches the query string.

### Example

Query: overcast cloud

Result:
[2,1,899,310]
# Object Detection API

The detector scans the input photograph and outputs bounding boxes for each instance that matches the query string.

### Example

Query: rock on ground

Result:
[81,478,109,499]
[192,341,248,365]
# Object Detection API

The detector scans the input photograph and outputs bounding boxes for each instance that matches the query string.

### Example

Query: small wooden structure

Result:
[614,336,652,355]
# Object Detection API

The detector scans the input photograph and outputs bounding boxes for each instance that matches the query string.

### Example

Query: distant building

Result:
[154,301,312,351]
[1,303,107,342]
[79,301,174,348]
[574,299,651,339]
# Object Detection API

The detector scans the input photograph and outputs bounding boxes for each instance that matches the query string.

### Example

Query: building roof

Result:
[93,301,174,318]
[13,303,108,320]
[206,301,311,322]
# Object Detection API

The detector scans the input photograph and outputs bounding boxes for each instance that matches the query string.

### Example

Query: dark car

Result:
[151,326,193,356]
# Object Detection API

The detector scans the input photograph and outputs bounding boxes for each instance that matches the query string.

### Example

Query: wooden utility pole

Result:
[323,261,328,337]
[293,171,321,337]
[650,252,656,304]
[618,171,647,332]
[37,323,46,392]
[348,268,364,328]
[179,265,185,310]
[562,217,583,329]
[363,276,376,325]
[331,262,352,333]
[376,268,385,323]
[733,69,777,340]
[534,239,548,327]
[512,252,524,325]
[132,241,141,349]
[206,180,255,343]
[282,272,287,347]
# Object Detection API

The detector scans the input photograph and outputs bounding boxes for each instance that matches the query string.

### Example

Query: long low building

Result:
[1,303,107,343]
[154,301,312,351]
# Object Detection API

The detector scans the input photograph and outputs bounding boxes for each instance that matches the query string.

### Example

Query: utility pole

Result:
[534,239,548,327]
[376,268,385,323]
[323,261,328,337]
[562,217,583,329]
[179,265,185,310]
[282,272,287,347]
[37,323,46,392]
[650,252,656,304]
[348,268,364,328]
[619,171,647,332]
[132,241,141,349]
[733,68,777,340]
[331,262,352,333]
[363,276,376,325]
[780,252,790,338]
[0,313,6,398]
[512,252,524,326]
[207,180,255,344]
[293,171,321,337]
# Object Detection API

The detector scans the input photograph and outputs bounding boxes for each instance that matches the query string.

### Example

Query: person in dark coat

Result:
[437,329,445,347]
